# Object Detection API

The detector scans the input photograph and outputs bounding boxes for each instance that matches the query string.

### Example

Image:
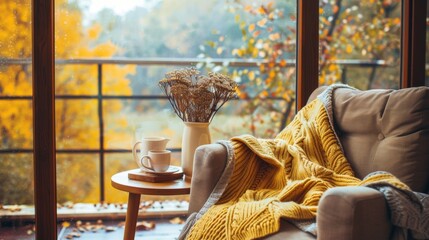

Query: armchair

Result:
[187,86,429,240]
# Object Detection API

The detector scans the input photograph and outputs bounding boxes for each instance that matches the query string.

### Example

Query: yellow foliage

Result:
[345,44,353,53]
[252,48,259,58]
[248,24,255,32]
[248,71,255,81]
[257,18,267,27]
[235,14,240,22]
[319,72,326,85]
[282,92,291,102]
[233,48,243,57]
[328,64,338,72]
[88,24,102,40]
[259,64,265,73]
[258,6,267,15]
[392,18,400,25]
[0,0,135,203]
[217,47,223,55]
[269,33,280,41]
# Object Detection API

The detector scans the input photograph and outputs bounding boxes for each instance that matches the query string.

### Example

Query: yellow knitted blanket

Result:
[186,97,409,240]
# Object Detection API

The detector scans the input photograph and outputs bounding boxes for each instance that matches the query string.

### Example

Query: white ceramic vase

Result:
[181,122,211,179]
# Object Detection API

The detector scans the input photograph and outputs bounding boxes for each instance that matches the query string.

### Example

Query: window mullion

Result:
[32,0,57,239]
[400,0,427,88]
[296,0,319,111]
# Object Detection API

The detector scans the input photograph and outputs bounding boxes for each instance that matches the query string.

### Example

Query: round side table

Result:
[111,169,191,240]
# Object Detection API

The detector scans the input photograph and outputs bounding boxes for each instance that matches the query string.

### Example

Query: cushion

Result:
[331,87,429,192]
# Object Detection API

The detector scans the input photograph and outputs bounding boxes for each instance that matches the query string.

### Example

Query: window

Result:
[0,0,34,207]
[0,0,35,237]
[0,0,427,239]
[319,0,402,89]
[53,0,298,205]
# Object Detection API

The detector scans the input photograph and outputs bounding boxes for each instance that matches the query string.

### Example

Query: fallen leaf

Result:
[169,217,185,224]
[136,221,156,231]
[70,232,81,237]
[62,221,71,228]
[105,226,116,232]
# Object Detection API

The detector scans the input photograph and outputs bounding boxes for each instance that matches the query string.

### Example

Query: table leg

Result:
[124,193,141,240]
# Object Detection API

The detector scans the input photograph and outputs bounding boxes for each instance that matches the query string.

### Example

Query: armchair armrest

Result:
[188,143,228,214]
[317,186,393,240]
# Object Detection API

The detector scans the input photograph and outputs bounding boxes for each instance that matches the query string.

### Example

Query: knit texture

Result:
[185,98,409,240]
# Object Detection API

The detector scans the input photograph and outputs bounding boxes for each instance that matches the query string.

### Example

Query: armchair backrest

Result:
[309,86,429,192]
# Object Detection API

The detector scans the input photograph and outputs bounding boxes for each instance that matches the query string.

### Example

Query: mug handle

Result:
[132,141,142,163]
[140,155,155,171]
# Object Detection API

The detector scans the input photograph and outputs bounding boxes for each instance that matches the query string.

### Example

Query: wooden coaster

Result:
[128,168,184,183]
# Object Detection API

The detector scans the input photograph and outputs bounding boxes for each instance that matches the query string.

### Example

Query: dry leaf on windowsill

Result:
[136,221,156,231]
[65,232,81,239]
[105,226,116,232]
[169,217,185,224]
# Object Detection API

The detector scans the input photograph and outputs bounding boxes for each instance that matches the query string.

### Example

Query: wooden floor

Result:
[0,218,185,240]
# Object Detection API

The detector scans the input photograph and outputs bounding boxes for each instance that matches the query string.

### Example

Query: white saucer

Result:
[140,166,181,175]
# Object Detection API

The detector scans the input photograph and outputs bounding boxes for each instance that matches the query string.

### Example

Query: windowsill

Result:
[0,200,189,221]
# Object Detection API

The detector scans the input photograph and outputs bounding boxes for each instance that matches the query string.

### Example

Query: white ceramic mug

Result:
[132,137,170,169]
[140,150,171,172]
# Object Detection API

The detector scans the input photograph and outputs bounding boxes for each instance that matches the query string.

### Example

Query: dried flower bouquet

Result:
[159,68,237,123]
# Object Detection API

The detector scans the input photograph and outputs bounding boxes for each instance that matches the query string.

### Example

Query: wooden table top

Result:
[111,169,191,195]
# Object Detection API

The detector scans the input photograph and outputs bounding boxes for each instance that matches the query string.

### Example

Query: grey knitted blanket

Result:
[364,174,429,239]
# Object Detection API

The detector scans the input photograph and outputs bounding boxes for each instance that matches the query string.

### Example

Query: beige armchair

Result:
[187,86,429,240]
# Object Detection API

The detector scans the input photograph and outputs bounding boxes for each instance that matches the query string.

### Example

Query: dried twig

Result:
[159,68,237,123]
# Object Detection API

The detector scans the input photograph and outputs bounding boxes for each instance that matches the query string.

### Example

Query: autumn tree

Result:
[0,0,34,204]
[0,0,135,204]
[202,0,401,137]
[200,0,297,137]
[319,0,401,89]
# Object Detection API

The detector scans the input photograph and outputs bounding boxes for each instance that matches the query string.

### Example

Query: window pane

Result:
[103,99,178,148]
[105,153,137,203]
[56,0,297,211]
[0,154,34,204]
[0,0,34,238]
[211,99,290,139]
[0,100,33,149]
[55,64,98,95]
[57,154,100,203]
[103,98,289,152]
[102,64,135,95]
[55,99,99,149]
[319,0,401,89]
